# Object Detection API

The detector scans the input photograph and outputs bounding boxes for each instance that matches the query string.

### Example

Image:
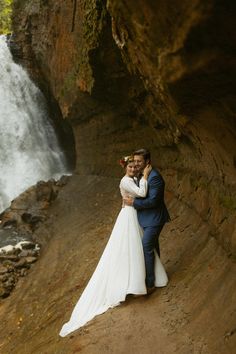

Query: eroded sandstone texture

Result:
[11,0,236,256]
[4,0,235,352]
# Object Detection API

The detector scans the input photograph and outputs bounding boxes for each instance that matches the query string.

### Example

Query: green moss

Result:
[82,0,106,45]
[60,0,106,98]
[0,0,12,34]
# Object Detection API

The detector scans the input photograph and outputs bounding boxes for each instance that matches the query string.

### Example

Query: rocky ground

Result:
[0,177,68,299]
[0,241,39,299]
[0,175,235,354]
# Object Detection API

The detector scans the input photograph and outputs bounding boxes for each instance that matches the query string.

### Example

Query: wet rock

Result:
[25,256,37,264]
[0,239,41,298]
[0,255,19,262]
[19,268,27,277]
[21,213,33,223]
[18,249,38,257]
[13,248,22,256]
[0,179,64,238]
[36,181,58,203]
[0,236,41,298]
[0,265,8,275]
[0,159,66,301]
[3,263,15,272]
[21,213,44,226]
[0,250,38,297]
[14,258,28,269]
[2,219,17,229]
[28,249,39,256]
[18,250,29,257]
[0,285,10,298]
[17,241,36,250]
[1,210,21,227]
[56,175,70,187]
[0,274,8,282]
[8,33,23,61]
[4,276,15,290]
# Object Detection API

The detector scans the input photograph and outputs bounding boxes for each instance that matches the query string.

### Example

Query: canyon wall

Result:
[0,1,234,352]
[11,0,236,254]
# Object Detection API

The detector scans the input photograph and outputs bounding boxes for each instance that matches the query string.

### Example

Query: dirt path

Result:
[0,175,235,354]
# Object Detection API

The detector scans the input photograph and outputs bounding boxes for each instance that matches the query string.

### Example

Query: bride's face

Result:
[126,162,136,177]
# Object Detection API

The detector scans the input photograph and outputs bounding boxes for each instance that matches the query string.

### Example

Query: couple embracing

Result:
[60,149,170,337]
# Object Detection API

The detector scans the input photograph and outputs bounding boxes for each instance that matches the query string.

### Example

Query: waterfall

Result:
[0,35,69,213]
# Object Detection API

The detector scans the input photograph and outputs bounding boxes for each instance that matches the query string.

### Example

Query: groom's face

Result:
[133,155,147,173]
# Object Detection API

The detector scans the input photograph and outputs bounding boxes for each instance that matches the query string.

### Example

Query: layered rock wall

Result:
[11,0,236,256]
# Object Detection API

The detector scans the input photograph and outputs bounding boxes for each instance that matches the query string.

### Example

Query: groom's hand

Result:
[123,196,134,206]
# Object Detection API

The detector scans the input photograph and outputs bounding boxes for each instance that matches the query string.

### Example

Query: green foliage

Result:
[0,0,12,34]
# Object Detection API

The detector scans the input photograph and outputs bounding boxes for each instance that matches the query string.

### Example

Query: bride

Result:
[59,156,168,337]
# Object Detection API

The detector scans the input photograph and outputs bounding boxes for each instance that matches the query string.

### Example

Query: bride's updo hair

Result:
[119,155,134,168]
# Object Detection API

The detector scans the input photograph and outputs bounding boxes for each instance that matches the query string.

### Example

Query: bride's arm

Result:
[120,177,147,197]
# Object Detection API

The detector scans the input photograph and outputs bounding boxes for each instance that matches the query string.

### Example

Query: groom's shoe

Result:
[146,286,156,295]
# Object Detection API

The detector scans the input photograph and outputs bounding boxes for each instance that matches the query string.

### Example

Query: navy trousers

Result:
[142,224,164,288]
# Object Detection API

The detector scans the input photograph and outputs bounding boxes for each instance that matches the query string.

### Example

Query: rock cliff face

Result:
[1,0,234,352]
[11,0,236,256]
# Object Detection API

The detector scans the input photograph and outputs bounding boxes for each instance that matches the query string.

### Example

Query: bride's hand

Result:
[143,164,152,179]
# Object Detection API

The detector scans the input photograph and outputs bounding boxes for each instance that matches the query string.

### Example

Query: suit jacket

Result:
[133,168,170,227]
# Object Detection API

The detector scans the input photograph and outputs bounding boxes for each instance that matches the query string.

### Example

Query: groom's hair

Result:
[133,149,151,162]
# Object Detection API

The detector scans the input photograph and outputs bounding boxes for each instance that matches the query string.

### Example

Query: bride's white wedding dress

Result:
[59,176,168,337]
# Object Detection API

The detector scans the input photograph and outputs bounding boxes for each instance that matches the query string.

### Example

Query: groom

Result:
[123,149,170,293]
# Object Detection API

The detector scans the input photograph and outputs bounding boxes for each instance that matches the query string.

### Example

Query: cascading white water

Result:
[0,35,69,213]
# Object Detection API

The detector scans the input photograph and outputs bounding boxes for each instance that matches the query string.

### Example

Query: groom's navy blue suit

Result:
[133,168,170,288]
